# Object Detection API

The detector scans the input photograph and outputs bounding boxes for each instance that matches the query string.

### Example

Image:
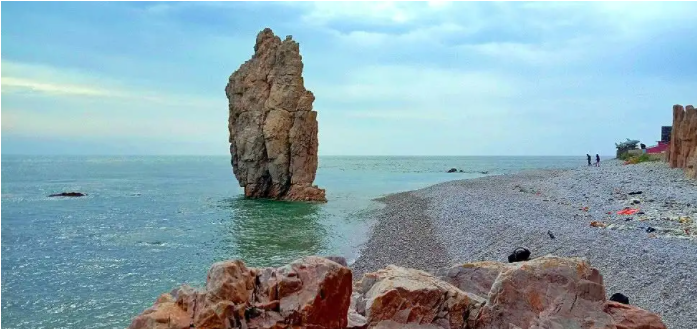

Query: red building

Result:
[646,141,669,154]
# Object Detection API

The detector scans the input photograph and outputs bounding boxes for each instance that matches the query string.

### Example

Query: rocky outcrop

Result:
[225,28,326,202]
[130,255,666,329]
[129,256,351,329]
[667,104,697,179]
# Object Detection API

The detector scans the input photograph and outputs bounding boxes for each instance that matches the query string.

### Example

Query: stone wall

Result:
[667,104,697,179]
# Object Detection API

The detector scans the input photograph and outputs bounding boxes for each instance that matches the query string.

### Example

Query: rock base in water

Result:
[129,255,666,329]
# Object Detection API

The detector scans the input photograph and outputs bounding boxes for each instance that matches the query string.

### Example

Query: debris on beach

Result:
[617,208,640,215]
[590,221,607,228]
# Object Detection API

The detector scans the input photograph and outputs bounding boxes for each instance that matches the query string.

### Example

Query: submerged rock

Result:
[48,192,85,197]
[225,28,326,202]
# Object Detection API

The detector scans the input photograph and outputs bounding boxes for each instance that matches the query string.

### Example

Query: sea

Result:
[1,155,583,328]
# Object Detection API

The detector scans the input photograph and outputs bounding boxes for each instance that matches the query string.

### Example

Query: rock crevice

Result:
[226,28,326,202]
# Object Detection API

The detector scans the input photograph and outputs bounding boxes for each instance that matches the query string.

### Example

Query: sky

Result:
[2,1,696,156]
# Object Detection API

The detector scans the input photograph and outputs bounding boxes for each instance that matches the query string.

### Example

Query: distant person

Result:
[587,154,592,166]
[595,154,600,167]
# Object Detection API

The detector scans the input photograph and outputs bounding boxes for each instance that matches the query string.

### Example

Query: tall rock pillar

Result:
[225,28,326,201]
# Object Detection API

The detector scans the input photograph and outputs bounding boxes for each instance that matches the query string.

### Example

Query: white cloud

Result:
[315,64,521,105]
[2,108,224,140]
[1,60,221,108]
[2,77,122,97]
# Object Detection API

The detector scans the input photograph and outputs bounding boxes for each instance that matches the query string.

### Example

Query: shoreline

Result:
[351,160,697,329]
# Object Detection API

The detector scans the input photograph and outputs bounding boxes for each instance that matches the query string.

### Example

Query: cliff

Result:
[128,256,666,329]
[667,104,697,179]
[225,28,326,202]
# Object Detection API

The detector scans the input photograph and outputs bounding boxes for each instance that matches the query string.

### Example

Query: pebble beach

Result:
[352,160,697,329]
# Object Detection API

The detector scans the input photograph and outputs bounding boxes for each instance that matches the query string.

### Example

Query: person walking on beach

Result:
[587,154,592,166]
[595,154,600,167]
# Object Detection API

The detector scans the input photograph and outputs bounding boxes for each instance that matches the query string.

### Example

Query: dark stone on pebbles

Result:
[610,293,630,305]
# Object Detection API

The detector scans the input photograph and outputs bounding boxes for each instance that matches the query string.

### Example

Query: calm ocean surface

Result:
[1,155,583,328]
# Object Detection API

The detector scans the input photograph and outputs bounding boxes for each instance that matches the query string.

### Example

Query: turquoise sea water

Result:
[1,155,583,328]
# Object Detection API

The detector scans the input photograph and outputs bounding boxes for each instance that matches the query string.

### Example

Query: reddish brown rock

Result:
[604,301,667,329]
[352,265,484,329]
[128,293,190,329]
[668,104,697,179]
[129,255,668,329]
[225,28,326,202]
[129,256,351,329]
[474,256,614,329]
[436,261,507,298]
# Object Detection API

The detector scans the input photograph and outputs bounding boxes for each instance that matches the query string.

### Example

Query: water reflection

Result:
[215,197,327,267]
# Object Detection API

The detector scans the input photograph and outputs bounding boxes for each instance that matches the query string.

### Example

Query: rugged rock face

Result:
[129,256,352,329]
[225,28,326,202]
[351,265,484,329]
[130,255,666,329]
[474,256,611,329]
[667,104,697,179]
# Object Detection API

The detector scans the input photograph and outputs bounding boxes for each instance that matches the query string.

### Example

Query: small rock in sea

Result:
[625,217,634,221]
[481,171,489,174]
[447,168,458,173]
[646,227,656,233]
[610,293,630,304]
[48,192,85,197]
[547,230,556,239]
[631,199,641,205]
[459,170,464,173]
[628,191,643,195]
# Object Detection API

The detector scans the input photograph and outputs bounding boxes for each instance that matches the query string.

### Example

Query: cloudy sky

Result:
[2,1,695,156]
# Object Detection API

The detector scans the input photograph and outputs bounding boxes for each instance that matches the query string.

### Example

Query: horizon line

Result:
[1,153,616,157]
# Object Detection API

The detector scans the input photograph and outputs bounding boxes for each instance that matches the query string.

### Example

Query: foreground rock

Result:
[225,28,326,202]
[351,265,484,329]
[130,255,666,329]
[48,192,85,197]
[129,256,351,329]
[668,104,697,179]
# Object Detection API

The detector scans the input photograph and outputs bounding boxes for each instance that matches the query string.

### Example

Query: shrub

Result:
[618,152,633,161]
[625,153,660,165]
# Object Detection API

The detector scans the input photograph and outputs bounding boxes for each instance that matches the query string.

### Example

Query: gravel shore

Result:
[351,160,697,329]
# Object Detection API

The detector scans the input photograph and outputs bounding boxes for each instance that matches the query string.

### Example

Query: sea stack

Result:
[225,28,326,202]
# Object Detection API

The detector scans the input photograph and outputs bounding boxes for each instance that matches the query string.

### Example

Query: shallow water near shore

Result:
[1,155,583,328]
